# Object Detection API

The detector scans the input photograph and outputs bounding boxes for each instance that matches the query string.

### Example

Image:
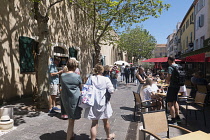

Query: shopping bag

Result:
[79,77,95,108]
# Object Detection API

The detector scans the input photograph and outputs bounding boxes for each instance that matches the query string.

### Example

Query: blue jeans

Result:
[111,79,118,89]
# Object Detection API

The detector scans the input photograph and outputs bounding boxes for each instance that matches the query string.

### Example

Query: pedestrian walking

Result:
[84,64,115,140]
[124,65,130,85]
[130,65,135,83]
[120,63,125,81]
[110,65,119,90]
[48,57,63,114]
[166,56,181,124]
[60,58,83,140]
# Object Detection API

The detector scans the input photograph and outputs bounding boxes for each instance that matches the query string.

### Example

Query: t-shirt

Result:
[130,66,135,74]
[168,64,179,86]
[120,65,125,73]
[151,84,159,93]
[141,86,153,102]
[49,63,59,85]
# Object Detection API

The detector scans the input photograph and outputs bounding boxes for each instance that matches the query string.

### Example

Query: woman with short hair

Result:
[60,58,83,140]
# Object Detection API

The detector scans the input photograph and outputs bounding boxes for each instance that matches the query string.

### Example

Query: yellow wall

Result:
[180,6,195,52]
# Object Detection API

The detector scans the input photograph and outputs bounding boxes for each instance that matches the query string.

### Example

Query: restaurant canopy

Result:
[185,53,205,62]
[141,57,181,62]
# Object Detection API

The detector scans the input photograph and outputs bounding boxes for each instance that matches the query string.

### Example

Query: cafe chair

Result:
[184,80,193,88]
[140,110,192,140]
[133,91,158,121]
[180,91,207,126]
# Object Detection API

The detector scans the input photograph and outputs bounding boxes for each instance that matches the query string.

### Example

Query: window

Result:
[200,36,205,48]
[182,24,185,33]
[190,32,193,42]
[190,13,194,23]
[186,36,188,48]
[186,20,189,29]
[19,36,38,73]
[199,14,204,27]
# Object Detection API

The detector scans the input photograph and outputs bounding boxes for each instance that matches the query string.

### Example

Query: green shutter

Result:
[19,36,36,73]
[69,47,77,58]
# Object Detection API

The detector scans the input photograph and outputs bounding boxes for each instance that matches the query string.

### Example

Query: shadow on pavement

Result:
[120,106,134,112]
[39,131,90,140]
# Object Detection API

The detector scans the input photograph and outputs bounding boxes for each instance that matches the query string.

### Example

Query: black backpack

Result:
[171,65,185,86]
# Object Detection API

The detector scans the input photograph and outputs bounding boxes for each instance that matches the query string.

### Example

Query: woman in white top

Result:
[140,78,162,110]
[84,64,115,140]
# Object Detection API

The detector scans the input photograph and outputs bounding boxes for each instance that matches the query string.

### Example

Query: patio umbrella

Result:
[114,60,130,66]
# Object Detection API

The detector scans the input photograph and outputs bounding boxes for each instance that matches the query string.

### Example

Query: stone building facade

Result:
[0,0,123,102]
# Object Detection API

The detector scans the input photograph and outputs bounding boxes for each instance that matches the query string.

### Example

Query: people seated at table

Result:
[140,78,162,110]
[191,72,199,87]
[196,71,208,85]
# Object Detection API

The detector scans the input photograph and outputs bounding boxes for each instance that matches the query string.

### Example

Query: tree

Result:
[73,0,170,64]
[31,0,65,108]
[117,27,157,62]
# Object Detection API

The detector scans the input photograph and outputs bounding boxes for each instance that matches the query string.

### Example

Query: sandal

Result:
[107,133,115,140]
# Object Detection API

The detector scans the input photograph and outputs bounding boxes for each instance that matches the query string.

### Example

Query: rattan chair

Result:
[133,91,158,121]
[180,91,207,126]
[140,110,192,140]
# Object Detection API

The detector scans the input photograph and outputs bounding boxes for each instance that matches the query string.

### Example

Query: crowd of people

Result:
[48,56,209,139]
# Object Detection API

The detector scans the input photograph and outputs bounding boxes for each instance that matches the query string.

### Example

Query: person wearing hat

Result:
[48,57,63,114]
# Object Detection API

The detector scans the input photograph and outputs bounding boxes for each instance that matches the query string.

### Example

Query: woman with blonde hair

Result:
[84,64,115,140]
[60,58,83,140]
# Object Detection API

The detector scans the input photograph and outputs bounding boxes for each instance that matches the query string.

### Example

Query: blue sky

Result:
[138,0,194,44]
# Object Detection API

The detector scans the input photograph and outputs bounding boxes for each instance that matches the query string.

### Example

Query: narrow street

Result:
[1,80,210,140]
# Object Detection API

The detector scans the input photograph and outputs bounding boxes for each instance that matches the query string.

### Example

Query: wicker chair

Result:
[180,91,207,126]
[140,110,192,140]
[133,91,158,121]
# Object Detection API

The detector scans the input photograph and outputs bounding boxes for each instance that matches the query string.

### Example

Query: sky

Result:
[136,0,194,44]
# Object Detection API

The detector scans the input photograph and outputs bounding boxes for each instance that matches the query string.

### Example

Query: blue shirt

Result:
[49,64,59,84]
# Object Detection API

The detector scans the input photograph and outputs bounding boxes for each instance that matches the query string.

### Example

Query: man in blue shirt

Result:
[48,57,63,113]
[166,57,180,124]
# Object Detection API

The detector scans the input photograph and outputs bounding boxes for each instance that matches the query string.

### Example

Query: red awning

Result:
[141,57,181,62]
[185,53,205,62]
[206,57,210,62]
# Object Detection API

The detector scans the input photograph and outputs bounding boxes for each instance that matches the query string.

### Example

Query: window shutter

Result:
[19,36,36,73]
[200,14,204,27]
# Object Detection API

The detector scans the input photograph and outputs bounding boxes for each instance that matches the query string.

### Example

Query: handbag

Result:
[78,77,95,108]
[105,89,111,104]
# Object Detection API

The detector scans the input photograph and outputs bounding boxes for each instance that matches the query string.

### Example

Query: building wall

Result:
[180,5,194,53]
[0,0,120,102]
[154,44,167,58]
[195,0,208,50]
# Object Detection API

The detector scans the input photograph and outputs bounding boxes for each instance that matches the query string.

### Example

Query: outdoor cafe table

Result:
[168,131,210,140]
[156,83,169,87]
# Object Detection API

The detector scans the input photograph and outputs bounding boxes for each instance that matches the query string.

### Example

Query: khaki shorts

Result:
[49,84,59,95]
